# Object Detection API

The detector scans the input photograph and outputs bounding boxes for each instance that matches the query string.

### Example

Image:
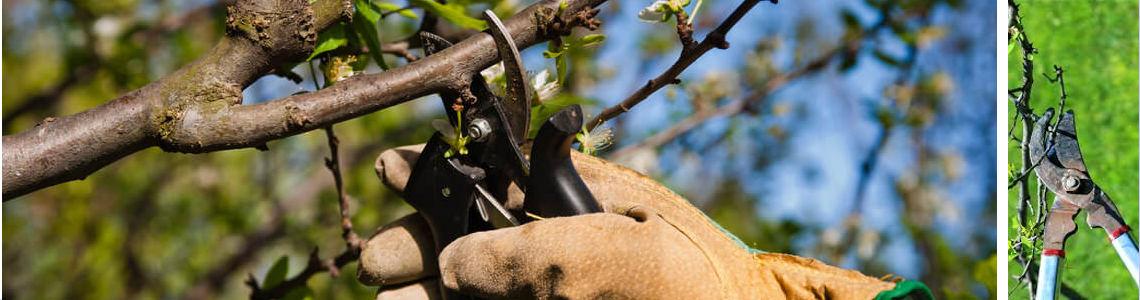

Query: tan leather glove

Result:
[358,144,896,299]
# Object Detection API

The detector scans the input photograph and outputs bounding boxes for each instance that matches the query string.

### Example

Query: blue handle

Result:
[1034,253,1061,300]
[1110,234,1140,286]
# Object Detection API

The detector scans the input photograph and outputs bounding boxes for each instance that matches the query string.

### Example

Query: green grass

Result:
[1008,1,1139,298]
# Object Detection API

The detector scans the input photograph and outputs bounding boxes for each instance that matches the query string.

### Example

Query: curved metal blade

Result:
[419,31,453,56]
[483,10,531,143]
[1030,108,1063,189]
[1052,110,1087,173]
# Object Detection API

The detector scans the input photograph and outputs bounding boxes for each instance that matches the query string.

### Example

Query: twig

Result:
[242,127,366,300]
[323,126,361,248]
[1006,148,1049,189]
[586,0,768,131]
[379,41,419,62]
[609,45,836,159]
[246,247,360,300]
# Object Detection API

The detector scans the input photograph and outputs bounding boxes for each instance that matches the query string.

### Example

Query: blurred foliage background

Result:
[1006,0,1139,298]
[4,0,996,299]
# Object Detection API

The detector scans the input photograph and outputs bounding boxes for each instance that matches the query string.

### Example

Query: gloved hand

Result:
[357,144,910,299]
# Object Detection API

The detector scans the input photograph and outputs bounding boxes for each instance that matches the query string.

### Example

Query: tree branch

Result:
[608,45,841,159]
[3,0,607,199]
[586,0,770,131]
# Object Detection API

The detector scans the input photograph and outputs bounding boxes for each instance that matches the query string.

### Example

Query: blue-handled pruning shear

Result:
[1029,108,1140,299]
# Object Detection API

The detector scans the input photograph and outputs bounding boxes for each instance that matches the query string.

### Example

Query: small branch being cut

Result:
[586,0,769,131]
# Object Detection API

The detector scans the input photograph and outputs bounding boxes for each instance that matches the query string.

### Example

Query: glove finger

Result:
[438,208,720,299]
[376,278,442,300]
[374,144,426,194]
[374,144,679,211]
[754,253,895,299]
[358,213,439,286]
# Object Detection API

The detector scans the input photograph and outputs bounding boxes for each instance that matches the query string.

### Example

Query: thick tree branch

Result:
[586,0,770,131]
[3,0,606,199]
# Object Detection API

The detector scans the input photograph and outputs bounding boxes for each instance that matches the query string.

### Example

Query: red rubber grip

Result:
[1110,225,1130,239]
[1042,248,1065,257]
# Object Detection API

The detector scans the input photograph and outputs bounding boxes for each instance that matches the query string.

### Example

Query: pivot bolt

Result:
[469,118,492,141]
[1062,176,1080,192]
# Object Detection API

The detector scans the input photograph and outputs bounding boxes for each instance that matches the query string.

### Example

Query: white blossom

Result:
[638,0,690,23]
[638,0,672,23]
[531,69,560,102]
[481,62,505,84]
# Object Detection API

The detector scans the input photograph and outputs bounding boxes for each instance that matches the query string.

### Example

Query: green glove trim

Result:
[702,211,766,254]
[874,280,934,300]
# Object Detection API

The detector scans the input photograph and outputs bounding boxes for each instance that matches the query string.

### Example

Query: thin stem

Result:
[586,0,765,131]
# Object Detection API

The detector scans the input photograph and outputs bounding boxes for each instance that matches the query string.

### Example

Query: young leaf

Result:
[308,25,349,61]
[529,94,596,138]
[264,256,289,289]
[555,54,568,84]
[578,34,606,47]
[409,0,486,30]
[354,0,389,69]
[374,1,418,19]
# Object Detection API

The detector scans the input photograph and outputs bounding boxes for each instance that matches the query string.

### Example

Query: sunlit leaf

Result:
[308,25,349,61]
[579,34,606,47]
[354,0,389,69]
[409,0,486,30]
[375,1,418,19]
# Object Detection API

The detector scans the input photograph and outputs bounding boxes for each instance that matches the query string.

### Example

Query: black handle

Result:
[401,136,480,300]
[523,105,603,218]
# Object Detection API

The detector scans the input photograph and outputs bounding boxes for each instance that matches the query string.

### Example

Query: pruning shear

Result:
[401,10,602,299]
[1030,108,1140,299]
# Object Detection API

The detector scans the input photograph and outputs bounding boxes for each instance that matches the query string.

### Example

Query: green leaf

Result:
[354,0,389,69]
[409,0,486,30]
[554,54,568,84]
[308,25,349,61]
[283,285,314,300]
[264,256,289,289]
[375,1,418,19]
[529,95,596,138]
[578,34,606,47]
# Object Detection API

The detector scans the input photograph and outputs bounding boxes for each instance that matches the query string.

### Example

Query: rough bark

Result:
[3,0,605,199]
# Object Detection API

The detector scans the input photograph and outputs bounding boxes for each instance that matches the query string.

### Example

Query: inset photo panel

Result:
[1007,0,1139,299]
